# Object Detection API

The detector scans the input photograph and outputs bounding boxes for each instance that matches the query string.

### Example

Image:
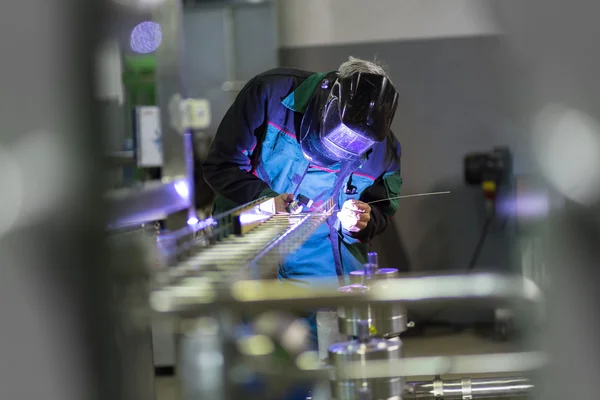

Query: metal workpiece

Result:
[249,197,336,278]
[404,377,533,399]
[329,338,404,400]
[151,273,543,315]
[150,196,334,284]
[106,177,192,230]
[154,207,336,286]
[335,351,546,380]
[342,265,407,338]
[178,315,234,400]
[349,268,400,284]
[337,282,408,339]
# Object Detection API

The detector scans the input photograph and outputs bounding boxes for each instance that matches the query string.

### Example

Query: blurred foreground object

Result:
[0,0,120,400]
[491,1,600,399]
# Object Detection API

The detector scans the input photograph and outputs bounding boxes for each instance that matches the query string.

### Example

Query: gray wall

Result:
[281,36,526,282]
[183,3,279,142]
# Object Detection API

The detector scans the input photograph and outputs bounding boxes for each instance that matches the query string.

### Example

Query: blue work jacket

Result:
[203,68,403,281]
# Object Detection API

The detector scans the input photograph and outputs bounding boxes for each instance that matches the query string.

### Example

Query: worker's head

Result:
[300,57,399,167]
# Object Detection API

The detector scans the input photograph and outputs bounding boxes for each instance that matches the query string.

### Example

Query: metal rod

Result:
[335,353,545,380]
[404,377,533,399]
[334,191,452,211]
[366,191,451,205]
[151,273,543,315]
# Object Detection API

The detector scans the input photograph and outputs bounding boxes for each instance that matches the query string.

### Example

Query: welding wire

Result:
[366,191,451,205]
[332,191,451,212]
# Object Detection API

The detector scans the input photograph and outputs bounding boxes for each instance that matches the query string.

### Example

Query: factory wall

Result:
[277,0,500,47]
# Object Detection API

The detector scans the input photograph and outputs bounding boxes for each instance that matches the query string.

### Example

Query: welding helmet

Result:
[299,72,399,167]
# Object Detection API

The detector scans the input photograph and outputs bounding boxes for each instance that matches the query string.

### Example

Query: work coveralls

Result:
[202,67,403,340]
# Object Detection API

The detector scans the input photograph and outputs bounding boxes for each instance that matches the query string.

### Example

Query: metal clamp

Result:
[461,377,473,400]
[433,377,444,398]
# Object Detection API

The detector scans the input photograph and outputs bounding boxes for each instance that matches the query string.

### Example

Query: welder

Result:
[202,57,403,343]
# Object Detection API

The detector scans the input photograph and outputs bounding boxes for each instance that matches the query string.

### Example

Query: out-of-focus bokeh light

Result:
[237,334,275,357]
[498,193,551,219]
[239,211,271,225]
[174,180,189,199]
[187,216,199,226]
[0,144,23,236]
[130,21,162,54]
[533,104,600,205]
[295,351,321,370]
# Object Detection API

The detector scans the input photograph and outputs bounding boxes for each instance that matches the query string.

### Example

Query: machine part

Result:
[464,147,513,187]
[339,268,407,338]
[154,197,337,284]
[106,177,191,230]
[152,272,543,315]
[329,338,403,400]
[287,201,303,215]
[336,283,370,339]
[349,268,400,284]
[404,377,533,399]
[250,197,336,278]
[367,252,378,267]
[287,193,315,214]
[317,311,346,362]
[335,352,546,380]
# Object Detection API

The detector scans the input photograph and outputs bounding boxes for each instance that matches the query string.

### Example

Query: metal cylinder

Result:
[350,268,400,284]
[339,269,407,338]
[368,252,379,268]
[329,338,403,400]
[404,377,533,399]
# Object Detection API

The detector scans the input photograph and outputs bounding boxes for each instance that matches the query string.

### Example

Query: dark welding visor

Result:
[300,72,398,167]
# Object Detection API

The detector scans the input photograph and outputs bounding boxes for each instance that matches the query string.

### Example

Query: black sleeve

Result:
[202,78,277,205]
[346,139,403,243]
[349,179,391,243]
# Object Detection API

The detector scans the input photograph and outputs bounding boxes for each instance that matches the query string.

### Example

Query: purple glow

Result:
[498,193,550,218]
[189,217,216,231]
[174,180,189,199]
[325,125,374,155]
[130,21,162,54]
[239,212,271,225]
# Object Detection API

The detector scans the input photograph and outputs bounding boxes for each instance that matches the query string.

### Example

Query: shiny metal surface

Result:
[106,178,191,230]
[338,269,408,338]
[349,268,400,284]
[152,273,543,315]
[153,197,336,284]
[335,352,547,379]
[404,377,533,399]
[329,339,403,400]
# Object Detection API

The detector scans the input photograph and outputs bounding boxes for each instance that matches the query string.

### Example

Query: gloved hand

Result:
[337,199,371,232]
[274,193,294,213]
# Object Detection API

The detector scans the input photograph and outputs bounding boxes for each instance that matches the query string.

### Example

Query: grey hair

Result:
[338,56,390,81]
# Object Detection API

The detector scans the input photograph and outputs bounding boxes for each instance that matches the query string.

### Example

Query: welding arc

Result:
[365,191,451,205]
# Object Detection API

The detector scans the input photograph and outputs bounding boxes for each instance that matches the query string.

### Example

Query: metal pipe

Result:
[151,273,543,315]
[404,377,533,399]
